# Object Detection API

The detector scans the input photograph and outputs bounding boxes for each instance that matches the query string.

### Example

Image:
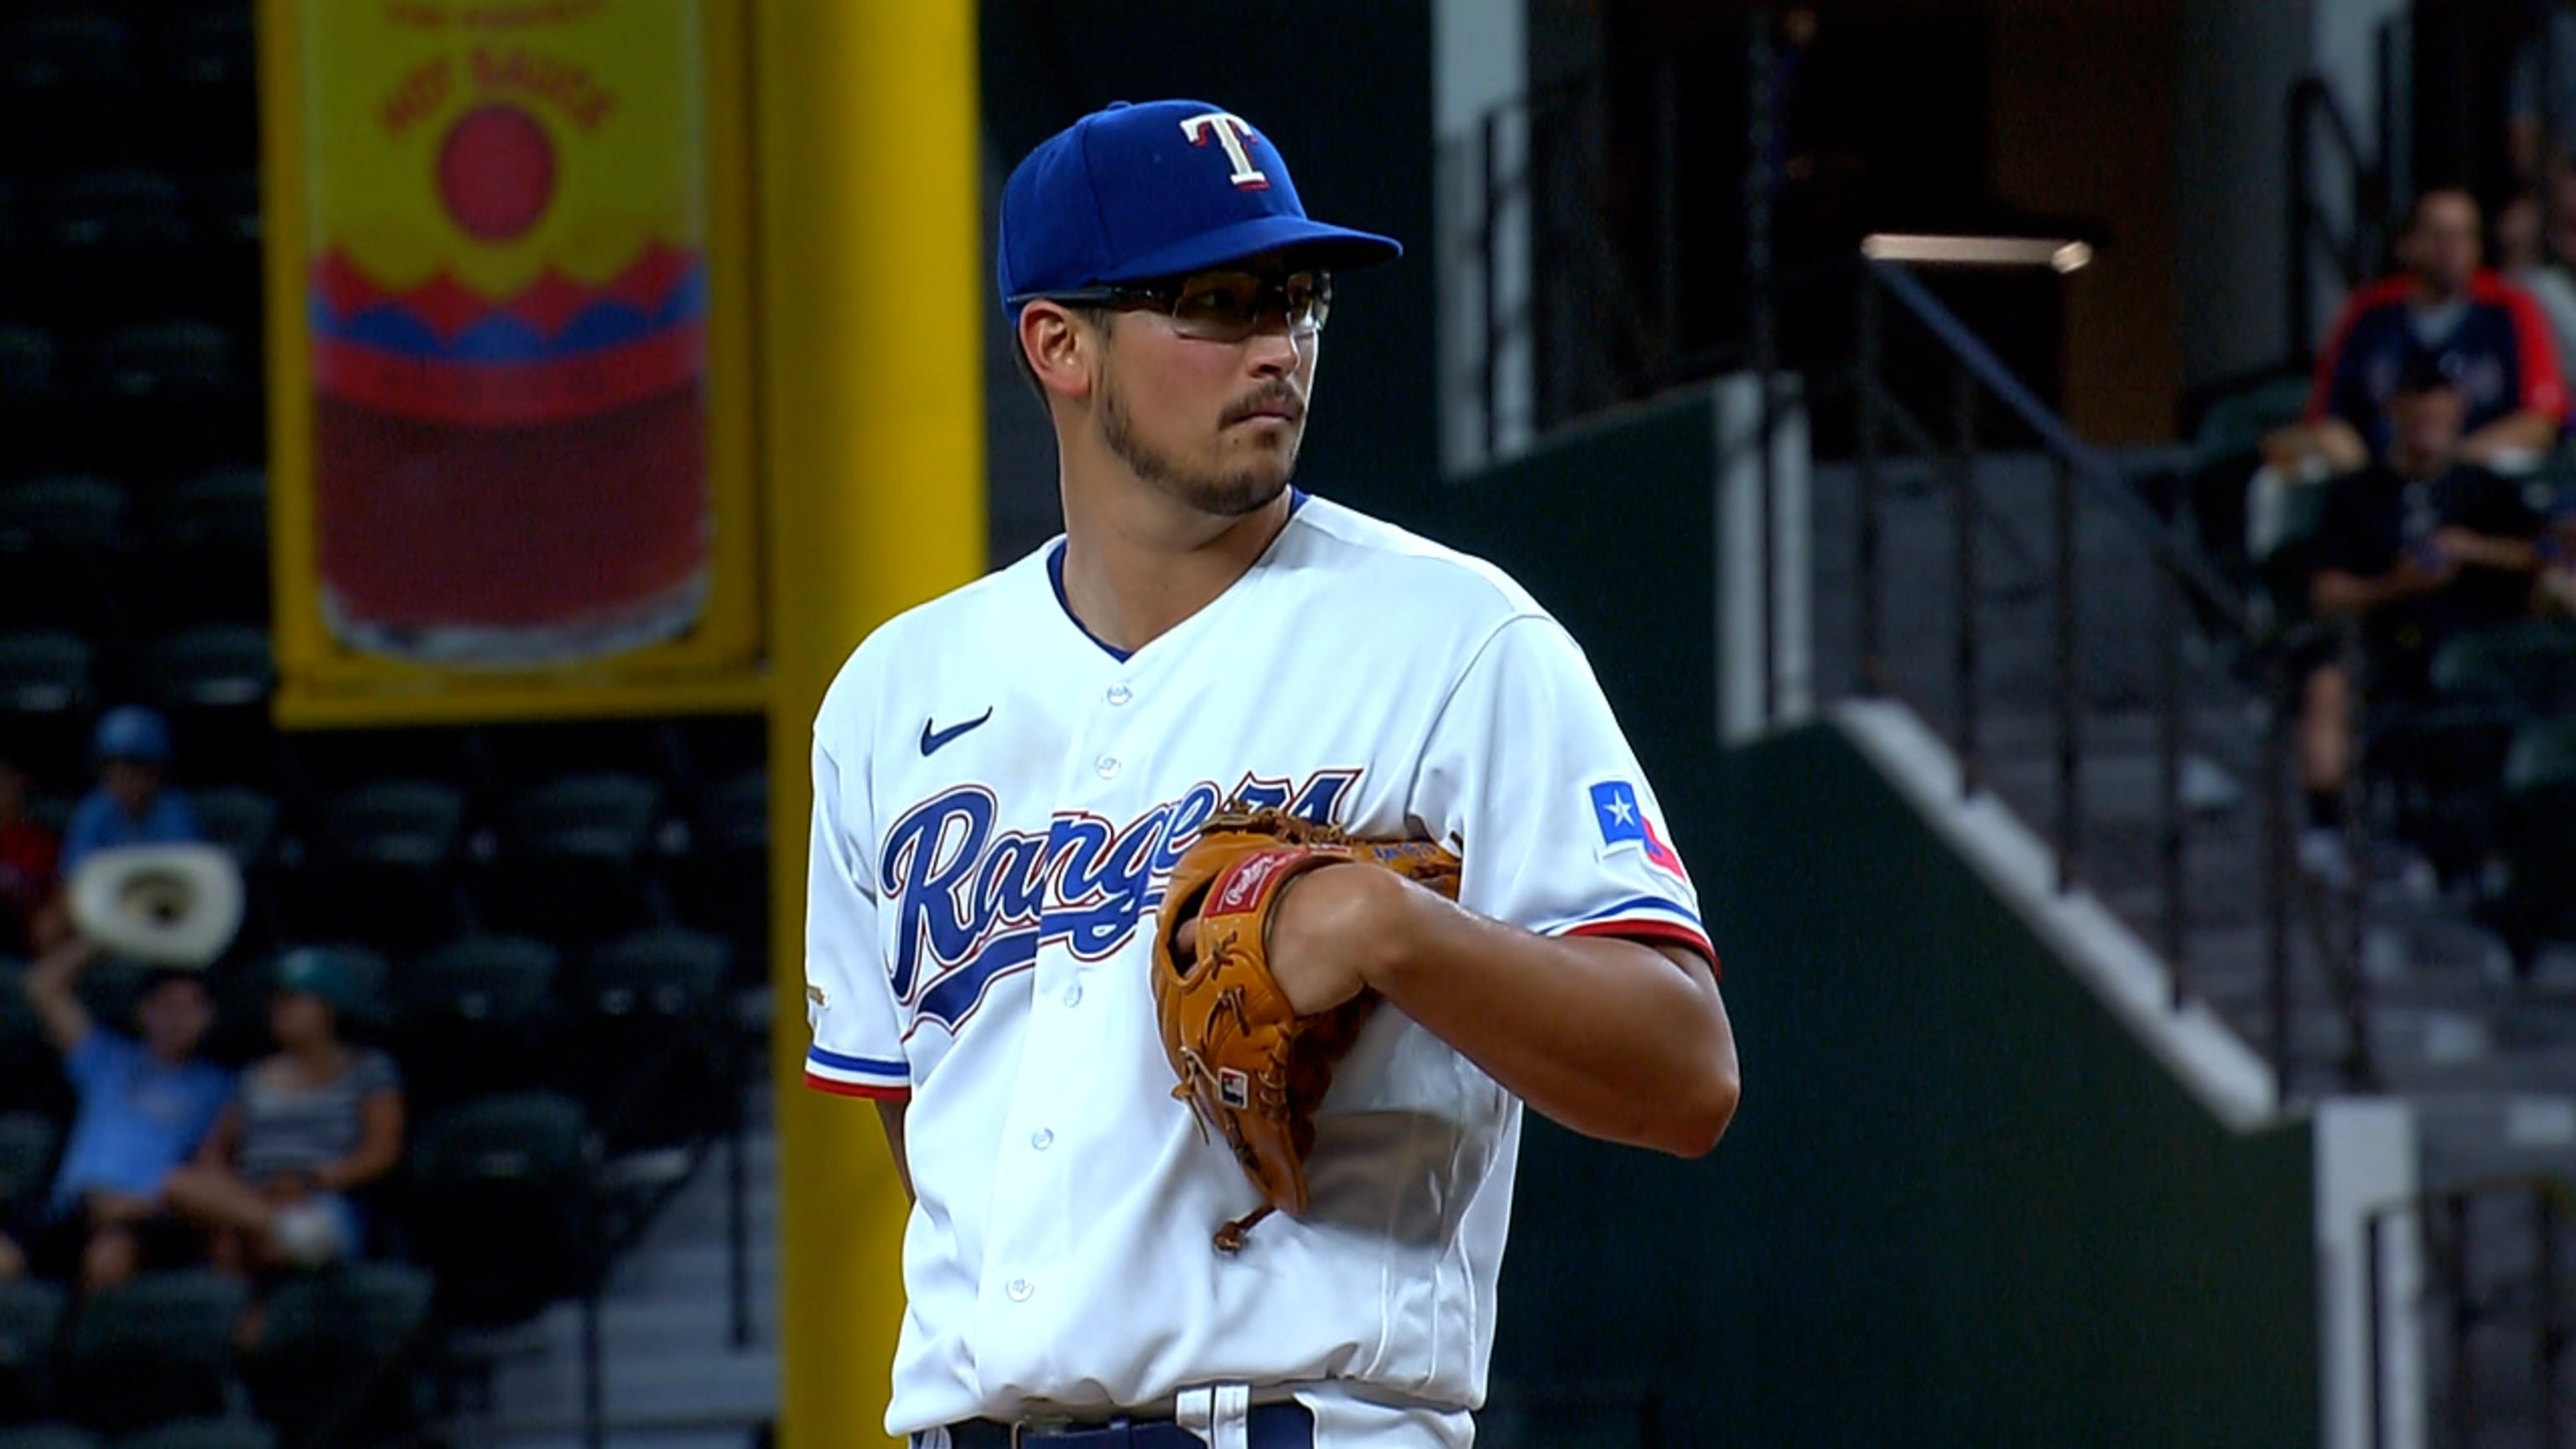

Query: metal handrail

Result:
[2364,1175,2576,1449]
[1867,261,2248,628]
[1847,251,2355,1092]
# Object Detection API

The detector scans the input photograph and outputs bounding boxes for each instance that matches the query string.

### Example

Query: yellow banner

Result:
[262,0,761,724]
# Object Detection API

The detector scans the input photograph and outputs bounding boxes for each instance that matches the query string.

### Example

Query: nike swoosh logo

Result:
[919,707,995,756]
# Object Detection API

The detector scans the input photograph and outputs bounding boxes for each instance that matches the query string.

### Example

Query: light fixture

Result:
[1861,233,2092,273]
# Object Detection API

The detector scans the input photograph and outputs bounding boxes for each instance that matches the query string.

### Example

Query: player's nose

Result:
[1243,325,1302,377]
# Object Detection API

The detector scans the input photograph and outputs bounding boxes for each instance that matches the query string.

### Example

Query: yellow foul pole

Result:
[757,3,986,1447]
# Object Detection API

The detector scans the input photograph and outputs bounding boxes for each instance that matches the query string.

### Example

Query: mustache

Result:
[1221,385,1306,426]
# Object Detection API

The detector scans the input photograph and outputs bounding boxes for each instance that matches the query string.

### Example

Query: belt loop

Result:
[1211,1384,1251,1449]
[1174,1384,1251,1449]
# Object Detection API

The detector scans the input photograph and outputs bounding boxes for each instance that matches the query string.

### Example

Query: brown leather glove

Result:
[1150,808,1461,1252]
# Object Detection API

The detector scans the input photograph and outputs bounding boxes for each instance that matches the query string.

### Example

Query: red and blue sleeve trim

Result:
[803,1044,911,1100]
[1549,896,1722,978]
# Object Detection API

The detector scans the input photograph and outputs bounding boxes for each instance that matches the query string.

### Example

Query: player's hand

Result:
[1173,861,1397,1015]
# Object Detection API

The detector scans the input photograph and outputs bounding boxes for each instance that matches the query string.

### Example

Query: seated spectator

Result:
[0,757,60,957]
[2265,190,2568,478]
[0,937,230,1291]
[164,950,402,1272]
[60,708,198,879]
[2298,356,2558,884]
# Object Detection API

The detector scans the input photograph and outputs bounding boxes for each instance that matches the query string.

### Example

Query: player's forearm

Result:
[1368,880,1738,1157]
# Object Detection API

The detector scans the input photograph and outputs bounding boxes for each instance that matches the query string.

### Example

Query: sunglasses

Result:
[1015,268,1333,343]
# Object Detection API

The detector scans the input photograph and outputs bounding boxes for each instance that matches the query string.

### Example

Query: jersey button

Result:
[1031,1128,1054,1150]
[1095,755,1119,778]
[1006,1277,1033,1302]
[1062,982,1083,1007]
[1106,683,1133,706]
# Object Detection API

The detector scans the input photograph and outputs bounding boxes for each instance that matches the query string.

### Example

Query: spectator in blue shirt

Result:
[60,708,199,878]
[0,936,230,1291]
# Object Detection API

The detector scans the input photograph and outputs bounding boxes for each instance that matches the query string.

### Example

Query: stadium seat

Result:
[289,782,463,953]
[76,322,251,475]
[0,633,94,787]
[107,1421,270,1449]
[669,768,769,982]
[2184,371,2311,574]
[0,1427,97,1449]
[58,1269,247,1436]
[0,1278,65,1424]
[2428,619,2576,717]
[0,15,138,174]
[33,174,189,329]
[0,972,71,1124]
[148,9,257,170]
[244,1263,431,1449]
[138,626,274,795]
[562,928,735,1155]
[391,935,558,1119]
[136,470,267,632]
[0,329,62,472]
[404,1092,604,1330]
[0,1112,60,1228]
[481,774,666,948]
[2480,715,2576,977]
[190,787,279,874]
[0,477,127,637]
[2369,697,2527,886]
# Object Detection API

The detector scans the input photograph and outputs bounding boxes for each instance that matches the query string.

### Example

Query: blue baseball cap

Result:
[92,705,173,766]
[998,99,1402,313]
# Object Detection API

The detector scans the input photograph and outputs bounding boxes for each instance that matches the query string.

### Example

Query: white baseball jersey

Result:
[803,494,1714,1443]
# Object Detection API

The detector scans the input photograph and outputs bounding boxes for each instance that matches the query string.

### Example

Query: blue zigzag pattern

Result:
[309,262,709,362]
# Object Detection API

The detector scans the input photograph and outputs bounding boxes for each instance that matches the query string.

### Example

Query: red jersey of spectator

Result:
[0,816,58,955]
[2304,270,2568,459]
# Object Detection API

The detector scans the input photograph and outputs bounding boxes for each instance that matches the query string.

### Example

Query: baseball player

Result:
[804,98,1740,1449]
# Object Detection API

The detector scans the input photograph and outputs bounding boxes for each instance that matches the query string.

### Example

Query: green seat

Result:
[2192,373,2314,459]
[406,1092,602,1330]
[106,1420,269,1449]
[60,1270,247,1436]
[297,782,465,953]
[392,935,558,1117]
[0,1114,60,1225]
[0,1426,100,1449]
[485,774,663,947]
[2429,620,2576,714]
[2480,715,2576,974]
[0,982,67,1125]
[564,929,734,1153]
[246,1265,430,1449]
[0,1280,67,1423]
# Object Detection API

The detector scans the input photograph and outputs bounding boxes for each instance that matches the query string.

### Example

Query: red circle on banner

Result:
[437,104,556,242]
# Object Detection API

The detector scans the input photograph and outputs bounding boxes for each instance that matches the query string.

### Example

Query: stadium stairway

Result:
[1810,448,2576,1197]
[455,1083,779,1449]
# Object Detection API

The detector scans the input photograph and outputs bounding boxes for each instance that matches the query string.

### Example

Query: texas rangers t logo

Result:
[1179,111,1270,190]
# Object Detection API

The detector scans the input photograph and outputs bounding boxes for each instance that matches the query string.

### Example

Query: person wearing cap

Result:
[162,948,403,1274]
[4,933,229,1291]
[2298,350,2558,887]
[802,99,1737,1448]
[60,706,200,880]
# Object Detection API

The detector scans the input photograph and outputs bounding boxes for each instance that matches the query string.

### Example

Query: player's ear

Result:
[1019,301,1098,403]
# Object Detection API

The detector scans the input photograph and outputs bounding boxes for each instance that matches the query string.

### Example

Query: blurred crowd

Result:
[2240,180,2576,892]
[0,706,402,1343]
